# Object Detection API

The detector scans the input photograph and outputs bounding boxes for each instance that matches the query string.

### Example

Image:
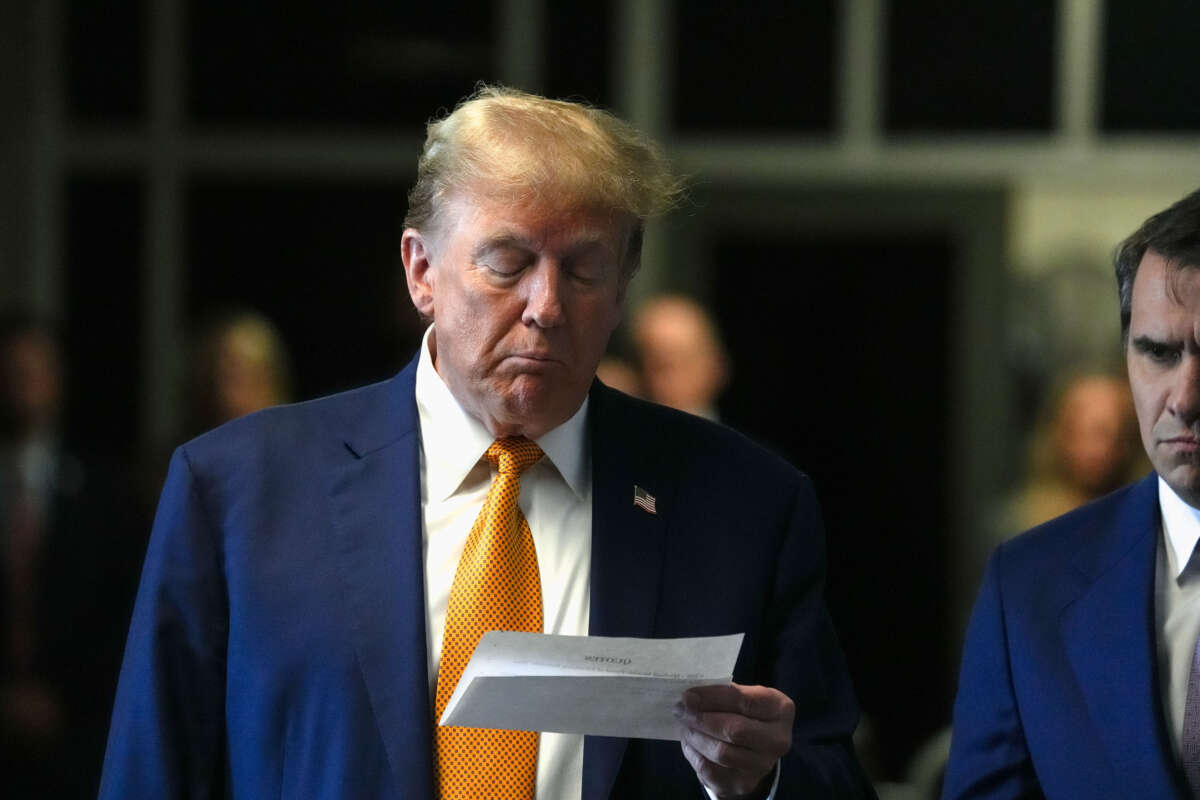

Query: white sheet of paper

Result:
[438,631,744,741]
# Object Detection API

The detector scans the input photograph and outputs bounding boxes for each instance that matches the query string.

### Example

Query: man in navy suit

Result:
[99,87,871,799]
[945,188,1200,799]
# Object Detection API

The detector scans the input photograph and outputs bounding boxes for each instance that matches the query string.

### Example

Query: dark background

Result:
[11,0,1200,786]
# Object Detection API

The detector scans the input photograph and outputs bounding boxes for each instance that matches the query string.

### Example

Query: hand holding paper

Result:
[675,683,795,799]
[438,631,744,741]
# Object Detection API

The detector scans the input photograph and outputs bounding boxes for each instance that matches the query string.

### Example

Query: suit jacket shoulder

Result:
[984,475,1159,623]
[588,382,807,502]
[184,366,416,469]
[945,473,1187,800]
[101,363,430,800]
[175,365,421,537]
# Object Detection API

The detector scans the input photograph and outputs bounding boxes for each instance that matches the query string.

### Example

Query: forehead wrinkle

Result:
[1167,265,1200,335]
[1166,261,1200,307]
[1143,262,1200,350]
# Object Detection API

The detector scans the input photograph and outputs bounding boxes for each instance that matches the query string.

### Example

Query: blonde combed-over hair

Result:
[404,85,683,275]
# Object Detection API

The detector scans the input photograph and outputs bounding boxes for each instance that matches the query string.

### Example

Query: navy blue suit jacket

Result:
[944,474,1191,799]
[99,357,871,798]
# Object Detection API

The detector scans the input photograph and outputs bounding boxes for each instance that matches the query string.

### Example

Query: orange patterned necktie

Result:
[434,437,544,799]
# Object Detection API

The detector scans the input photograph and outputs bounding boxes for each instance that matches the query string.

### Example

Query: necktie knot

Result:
[486,437,543,476]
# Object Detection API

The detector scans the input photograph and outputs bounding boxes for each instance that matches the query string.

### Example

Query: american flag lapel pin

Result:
[633,485,657,514]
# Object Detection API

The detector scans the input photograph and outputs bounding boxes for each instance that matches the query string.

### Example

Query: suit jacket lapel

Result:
[1061,474,1187,798]
[583,383,670,800]
[328,360,435,799]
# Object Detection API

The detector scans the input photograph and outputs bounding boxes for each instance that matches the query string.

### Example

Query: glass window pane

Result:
[188,1,495,128]
[67,0,145,123]
[545,0,615,108]
[886,1,1056,133]
[673,0,836,134]
[1103,0,1200,131]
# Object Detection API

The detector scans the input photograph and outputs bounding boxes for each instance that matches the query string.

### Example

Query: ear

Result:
[401,228,436,319]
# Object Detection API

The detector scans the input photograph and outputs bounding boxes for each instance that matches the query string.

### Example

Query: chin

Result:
[1164,469,1200,504]
[494,386,578,436]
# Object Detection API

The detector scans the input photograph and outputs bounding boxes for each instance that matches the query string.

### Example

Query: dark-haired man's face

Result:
[1127,250,1200,507]
[402,191,628,439]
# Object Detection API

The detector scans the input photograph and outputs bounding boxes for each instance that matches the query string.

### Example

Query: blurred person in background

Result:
[185,309,293,438]
[594,354,644,398]
[632,294,729,420]
[0,311,143,797]
[138,309,294,516]
[1004,371,1145,533]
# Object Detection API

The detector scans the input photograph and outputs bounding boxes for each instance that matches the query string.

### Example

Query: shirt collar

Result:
[1158,476,1200,580]
[414,325,591,502]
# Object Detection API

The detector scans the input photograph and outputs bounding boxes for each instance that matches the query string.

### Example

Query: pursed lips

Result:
[1160,434,1200,452]
[506,351,563,365]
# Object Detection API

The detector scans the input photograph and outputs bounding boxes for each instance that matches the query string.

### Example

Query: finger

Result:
[674,686,794,751]
[679,723,775,774]
[676,707,791,756]
[682,683,794,722]
[680,738,762,798]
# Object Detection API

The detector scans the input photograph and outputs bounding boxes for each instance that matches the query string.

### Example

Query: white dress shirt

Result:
[415,327,592,800]
[1155,477,1200,755]
[414,326,779,800]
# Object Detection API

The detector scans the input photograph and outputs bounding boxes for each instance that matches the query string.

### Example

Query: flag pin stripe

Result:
[633,485,657,514]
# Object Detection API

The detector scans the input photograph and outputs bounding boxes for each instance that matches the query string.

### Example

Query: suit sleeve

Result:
[98,447,229,799]
[942,550,1043,800]
[772,476,877,798]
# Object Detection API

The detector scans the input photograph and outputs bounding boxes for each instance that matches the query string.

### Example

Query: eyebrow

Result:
[470,230,619,263]
[470,234,530,263]
[1131,335,1179,351]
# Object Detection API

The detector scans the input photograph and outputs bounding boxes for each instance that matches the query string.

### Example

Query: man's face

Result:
[1127,250,1200,506]
[402,191,628,439]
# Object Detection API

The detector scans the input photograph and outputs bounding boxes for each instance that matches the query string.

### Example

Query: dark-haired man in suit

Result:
[946,187,1200,799]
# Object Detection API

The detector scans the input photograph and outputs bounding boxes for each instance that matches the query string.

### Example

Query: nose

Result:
[1168,355,1200,425]
[522,261,565,329]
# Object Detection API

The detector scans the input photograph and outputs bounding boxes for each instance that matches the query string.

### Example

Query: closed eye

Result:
[475,247,534,278]
[566,257,609,285]
[563,243,619,286]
